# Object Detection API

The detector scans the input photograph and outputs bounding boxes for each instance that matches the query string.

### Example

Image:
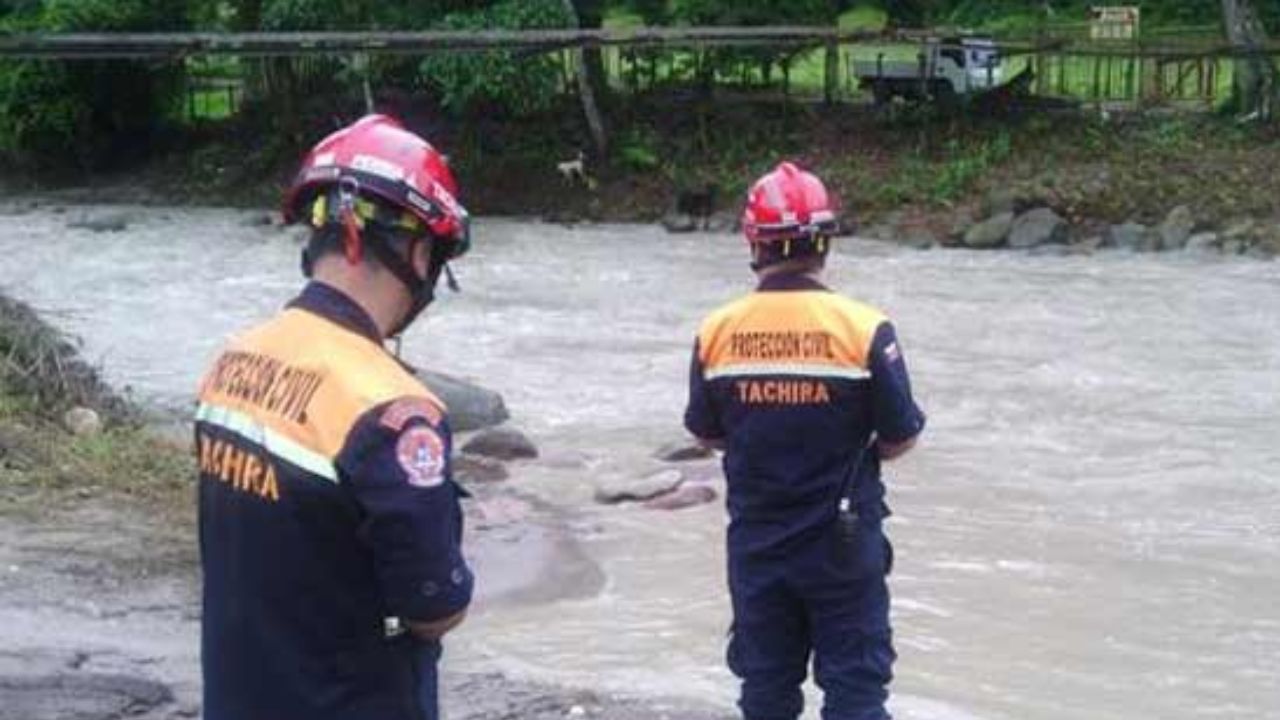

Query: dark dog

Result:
[676,183,718,229]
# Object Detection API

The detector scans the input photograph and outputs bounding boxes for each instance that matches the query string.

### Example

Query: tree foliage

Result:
[417,0,573,116]
[0,0,190,167]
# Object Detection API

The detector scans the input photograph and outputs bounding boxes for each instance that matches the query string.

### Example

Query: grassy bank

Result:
[0,294,192,522]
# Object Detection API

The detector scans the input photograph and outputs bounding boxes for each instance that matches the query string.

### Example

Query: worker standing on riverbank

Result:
[684,162,926,720]
[194,115,473,720]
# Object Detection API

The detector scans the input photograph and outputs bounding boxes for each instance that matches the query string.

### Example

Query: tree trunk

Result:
[560,0,608,157]
[824,39,839,104]
[1221,0,1278,119]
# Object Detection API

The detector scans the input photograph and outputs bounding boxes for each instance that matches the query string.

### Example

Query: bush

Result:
[0,0,190,169]
[417,0,572,117]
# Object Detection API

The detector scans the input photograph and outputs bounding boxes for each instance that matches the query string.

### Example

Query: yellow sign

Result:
[1089,6,1140,41]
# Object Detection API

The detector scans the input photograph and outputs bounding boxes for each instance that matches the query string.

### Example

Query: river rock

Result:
[416,370,508,432]
[704,211,737,233]
[660,213,696,233]
[1008,208,1067,249]
[1159,205,1196,251]
[1221,218,1256,241]
[461,427,538,461]
[948,209,977,241]
[835,210,859,237]
[453,453,510,484]
[654,440,713,463]
[68,212,130,233]
[1184,232,1220,254]
[241,211,275,227]
[962,212,1014,249]
[1249,228,1280,259]
[1107,222,1154,251]
[593,469,683,505]
[1070,236,1104,255]
[643,482,718,511]
[861,224,895,242]
[902,228,938,250]
[1221,239,1247,255]
[63,407,102,436]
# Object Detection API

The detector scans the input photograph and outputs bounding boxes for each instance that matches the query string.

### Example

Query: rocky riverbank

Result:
[857,192,1280,260]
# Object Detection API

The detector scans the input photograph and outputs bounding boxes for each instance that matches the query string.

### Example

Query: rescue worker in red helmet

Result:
[684,162,926,720]
[196,115,472,720]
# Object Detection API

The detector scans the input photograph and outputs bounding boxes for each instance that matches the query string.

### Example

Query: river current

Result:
[2,204,1277,720]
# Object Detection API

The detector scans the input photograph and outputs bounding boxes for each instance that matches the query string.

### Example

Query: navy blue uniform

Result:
[685,273,925,720]
[196,282,472,720]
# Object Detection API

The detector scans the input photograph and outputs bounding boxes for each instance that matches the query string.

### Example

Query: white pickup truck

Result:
[853,36,1004,104]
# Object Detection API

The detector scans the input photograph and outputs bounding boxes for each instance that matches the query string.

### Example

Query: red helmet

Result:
[742,162,838,244]
[282,114,470,258]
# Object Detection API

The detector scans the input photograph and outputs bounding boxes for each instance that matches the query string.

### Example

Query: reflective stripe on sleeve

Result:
[195,402,338,483]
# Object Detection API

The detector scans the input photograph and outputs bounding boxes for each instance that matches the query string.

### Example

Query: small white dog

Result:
[557,150,586,184]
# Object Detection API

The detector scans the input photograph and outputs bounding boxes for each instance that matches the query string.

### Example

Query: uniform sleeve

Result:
[336,398,473,623]
[683,338,723,440]
[868,322,926,444]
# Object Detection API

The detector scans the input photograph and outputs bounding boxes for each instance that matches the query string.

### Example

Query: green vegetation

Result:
[0,0,190,168]
[1,0,1277,198]
[419,0,573,116]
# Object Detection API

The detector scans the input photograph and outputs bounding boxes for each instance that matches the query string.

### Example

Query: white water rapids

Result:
[1,204,1277,720]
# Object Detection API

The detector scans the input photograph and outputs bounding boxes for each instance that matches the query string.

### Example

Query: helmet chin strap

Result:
[372,235,460,341]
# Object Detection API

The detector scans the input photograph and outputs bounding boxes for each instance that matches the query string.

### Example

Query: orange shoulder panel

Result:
[198,309,443,460]
[697,291,887,372]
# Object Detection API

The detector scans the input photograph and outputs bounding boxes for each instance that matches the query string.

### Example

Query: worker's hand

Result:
[696,436,726,452]
[877,435,918,461]
[406,609,467,641]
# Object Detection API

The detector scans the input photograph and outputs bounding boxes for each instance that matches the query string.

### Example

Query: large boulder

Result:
[1158,205,1196,251]
[461,426,538,461]
[653,440,714,463]
[1008,208,1067,249]
[593,470,684,505]
[453,453,510,484]
[1107,222,1155,251]
[416,370,509,432]
[644,482,718,511]
[962,212,1014,249]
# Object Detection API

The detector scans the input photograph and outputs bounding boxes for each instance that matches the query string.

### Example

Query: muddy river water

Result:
[1,204,1278,720]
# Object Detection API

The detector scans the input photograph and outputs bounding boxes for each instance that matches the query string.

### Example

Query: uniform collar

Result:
[756,272,829,292]
[287,282,383,344]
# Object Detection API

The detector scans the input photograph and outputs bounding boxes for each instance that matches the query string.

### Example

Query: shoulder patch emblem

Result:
[381,397,443,431]
[396,427,446,488]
